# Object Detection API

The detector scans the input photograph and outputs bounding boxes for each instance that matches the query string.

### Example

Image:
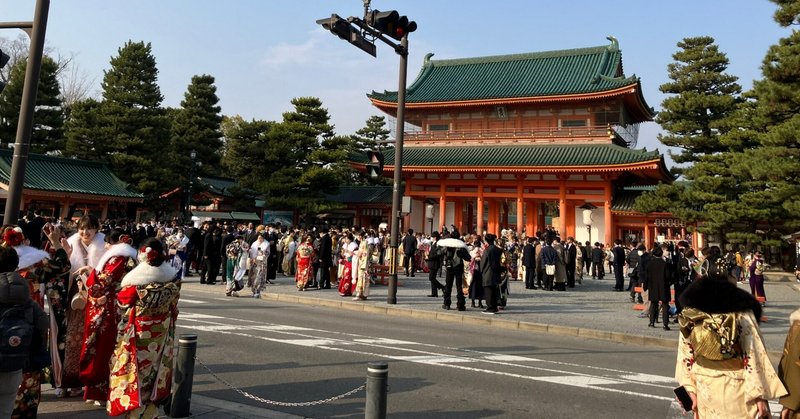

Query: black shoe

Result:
[663,325,671,331]
[427,294,438,298]
[207,282,216,285]
[478,303,484,308]
[200,281,206,284]
[648,323,655,328]
[457,306,466,312]
[442,305,450,310]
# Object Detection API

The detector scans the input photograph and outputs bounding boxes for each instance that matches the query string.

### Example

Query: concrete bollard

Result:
[169,334,198,418]
[365,361,388,419]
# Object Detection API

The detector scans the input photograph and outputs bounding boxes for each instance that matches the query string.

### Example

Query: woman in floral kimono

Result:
[108,238,179,418]
[675,256,786,419]
[353,235,370,301]
[79,229,137,404]
[468,237,484,308]
[295,236,315,291]
[9,224,71,418]
[248,234,269,298]
[61,215,107,397]
[338,234,355,296]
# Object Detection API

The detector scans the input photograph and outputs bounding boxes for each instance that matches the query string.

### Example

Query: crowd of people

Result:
[0,214,180,418]
[1,212,797,418]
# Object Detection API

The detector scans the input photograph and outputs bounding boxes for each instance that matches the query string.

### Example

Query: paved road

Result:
[174,285,783,418]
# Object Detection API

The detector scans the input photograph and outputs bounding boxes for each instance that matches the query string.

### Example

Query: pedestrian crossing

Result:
[178,308,788,417]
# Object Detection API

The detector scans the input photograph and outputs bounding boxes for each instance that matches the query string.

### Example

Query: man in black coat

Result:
[644,246,671,330]
[318,228,333,289]
[522,237,536,289]
[591,242,605,279]
[583,241,592,276]
[401,229,417,277]
[479,234,503,314]
[442,246,471,311]
[22,210,46,249]
[201,225,221,285]
[564,237,578,288]
[425,231,445,297]
[612,239,627,291]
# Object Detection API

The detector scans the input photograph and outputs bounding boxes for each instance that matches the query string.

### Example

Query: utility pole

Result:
[317,6,416,305]
[1,0,50,225]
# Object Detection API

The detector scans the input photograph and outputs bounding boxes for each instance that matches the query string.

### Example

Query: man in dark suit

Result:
[565,236,577,288]
[318,227,333,289]
[479,234,502,314]
[22,210,46,249]
[401,229,417,277]
[522,237,536,289]
[612,239,627,291]
[583,241,592,276]
[425,231,444,297]
[591,242,605,279]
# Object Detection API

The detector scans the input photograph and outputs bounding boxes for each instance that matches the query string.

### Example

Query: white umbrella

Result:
[437,238,467,248]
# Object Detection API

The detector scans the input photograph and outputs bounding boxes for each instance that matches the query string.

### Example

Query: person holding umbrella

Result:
[438,237,471,311]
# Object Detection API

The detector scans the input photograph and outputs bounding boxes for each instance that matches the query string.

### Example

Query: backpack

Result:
[0,305,33,372]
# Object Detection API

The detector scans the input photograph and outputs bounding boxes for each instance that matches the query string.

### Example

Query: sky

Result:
[0,0,792,168]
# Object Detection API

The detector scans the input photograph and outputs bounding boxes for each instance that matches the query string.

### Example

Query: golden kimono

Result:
[675,279,786,419]
[779,309,800,418]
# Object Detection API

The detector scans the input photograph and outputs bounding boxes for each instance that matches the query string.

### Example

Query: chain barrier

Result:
[194,356,366,407]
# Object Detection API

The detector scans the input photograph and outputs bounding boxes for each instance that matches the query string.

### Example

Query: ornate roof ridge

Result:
[424,45,611,68]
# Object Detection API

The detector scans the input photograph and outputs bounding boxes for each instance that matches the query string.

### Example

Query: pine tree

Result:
[64,98,107,161]
[728,0,800,245]
[655,36,741,172]
[636,37,743,241]
[170,74,223,182]
[0,55,64,153]
[99,41,170,198]
[354,115,390,151]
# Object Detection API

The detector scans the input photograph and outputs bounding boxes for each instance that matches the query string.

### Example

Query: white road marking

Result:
[177,298,206,304]
[177,310,676,402]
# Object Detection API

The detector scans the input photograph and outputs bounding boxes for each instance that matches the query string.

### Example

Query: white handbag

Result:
[545,264,556,276]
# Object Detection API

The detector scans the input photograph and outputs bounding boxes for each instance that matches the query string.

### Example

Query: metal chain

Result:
[194,356,366,407]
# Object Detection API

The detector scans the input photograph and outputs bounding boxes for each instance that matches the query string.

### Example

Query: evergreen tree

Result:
[354,115,390,151]
[99,41,171,198]
[64,98,107,161]
[727,0,800,245]
[170,74,223,183]
[351,115,391,185]
[655,36,741,172]
[0,55,64,153]
[636,37,743,241]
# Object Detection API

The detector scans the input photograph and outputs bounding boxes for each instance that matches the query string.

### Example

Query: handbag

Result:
[545,264,556,276]
[70,275,88,310]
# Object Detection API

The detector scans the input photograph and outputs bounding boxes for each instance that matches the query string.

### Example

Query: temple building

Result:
[353,37,696,246]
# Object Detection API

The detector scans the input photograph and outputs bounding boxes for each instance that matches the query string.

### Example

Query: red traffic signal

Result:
[366,9,416,41]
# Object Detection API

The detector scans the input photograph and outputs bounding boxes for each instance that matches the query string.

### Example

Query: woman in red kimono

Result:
[338,233,355,296]
[108,238,179,418]
[295,235,315,291]
[79,229,137,405]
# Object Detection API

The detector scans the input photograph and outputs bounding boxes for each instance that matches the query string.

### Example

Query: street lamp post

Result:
[581,203,597,244]
[1,0,50,225]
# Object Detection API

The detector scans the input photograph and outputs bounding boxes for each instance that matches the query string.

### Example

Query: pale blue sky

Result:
[0,1,790,167]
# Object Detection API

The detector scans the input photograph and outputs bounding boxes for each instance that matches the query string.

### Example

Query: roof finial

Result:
[606,36,619,52]
[424,53,435,65]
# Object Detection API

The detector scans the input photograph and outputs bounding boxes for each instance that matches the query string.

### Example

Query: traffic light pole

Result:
[1,0,50,225]
[387,34,408,305]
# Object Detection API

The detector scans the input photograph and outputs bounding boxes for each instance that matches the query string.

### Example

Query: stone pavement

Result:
[188,267,799,356]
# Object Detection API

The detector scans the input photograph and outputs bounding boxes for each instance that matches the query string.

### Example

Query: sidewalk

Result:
[36,388,303,418]
[183,269,799,356]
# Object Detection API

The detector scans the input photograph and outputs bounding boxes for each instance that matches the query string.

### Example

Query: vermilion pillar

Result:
[604,182,613,245]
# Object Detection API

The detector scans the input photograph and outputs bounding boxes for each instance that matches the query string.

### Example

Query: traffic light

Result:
[0,49,9,93]
[366,150,384,178]
[366,9,417,41]
[316,14,376,57]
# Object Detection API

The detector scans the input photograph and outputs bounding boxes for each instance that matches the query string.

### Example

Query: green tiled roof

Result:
[368,38,640,104]
[325,186,393,204]
[352,144,660,168]
[611,190,640,212]
[199,176,237,197]
[0,150,141,199]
